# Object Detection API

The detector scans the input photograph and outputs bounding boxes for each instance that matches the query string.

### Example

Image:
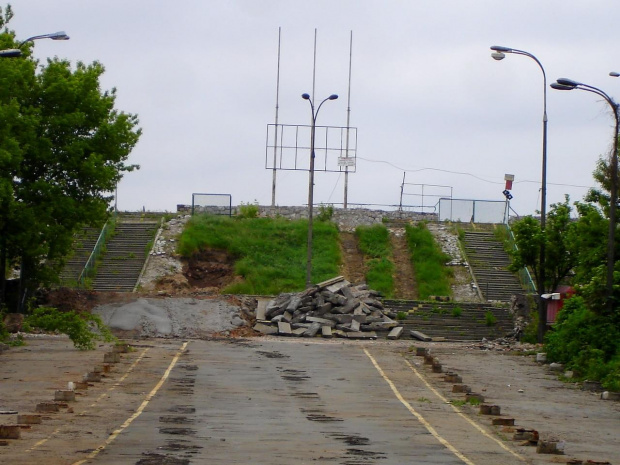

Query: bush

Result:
[25,307,116,350]
[451,306,462,318]
[238,202,259,219]
[485,311,497,326]
[545,296,620,390]
[317,204,334,222]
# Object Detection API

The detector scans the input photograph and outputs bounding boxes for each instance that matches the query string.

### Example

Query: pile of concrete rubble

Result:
[253,276,403,339]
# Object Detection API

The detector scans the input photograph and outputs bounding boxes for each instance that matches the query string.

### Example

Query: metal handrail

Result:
[504,223,537,293]
[77,215,115,288]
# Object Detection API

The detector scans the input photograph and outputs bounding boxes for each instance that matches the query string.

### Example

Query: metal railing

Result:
[503,223,537,294]
[77,216,115,288]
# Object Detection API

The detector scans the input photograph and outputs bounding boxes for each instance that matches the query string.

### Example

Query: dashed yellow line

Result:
[27,346,151,453]
[363,348,476,465]
[402,357,526,462]
[71,341,189,465]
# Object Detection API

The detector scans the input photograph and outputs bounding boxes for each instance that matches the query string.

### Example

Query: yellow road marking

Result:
[27,347,151,452]
[71,341,189,465]
[403,357,526,462]
[363,348,475,465]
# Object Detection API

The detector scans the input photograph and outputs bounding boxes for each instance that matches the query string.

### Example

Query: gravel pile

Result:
[253,277,400,339]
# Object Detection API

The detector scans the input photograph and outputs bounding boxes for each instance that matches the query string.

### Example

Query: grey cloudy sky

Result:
[8,1,620,216]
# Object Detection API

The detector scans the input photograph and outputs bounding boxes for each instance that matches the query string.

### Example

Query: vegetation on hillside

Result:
[0,7,141,312]
[355,224,394,297]
[509,155,620,390]
[405,223,452,299]
[178,214,340,294]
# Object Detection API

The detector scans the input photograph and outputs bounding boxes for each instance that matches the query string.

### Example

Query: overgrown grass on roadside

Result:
[178,214,340,294]
[405,223,452,299]
[355,224,394,297]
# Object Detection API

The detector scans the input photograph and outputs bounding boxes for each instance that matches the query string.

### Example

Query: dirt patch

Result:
[339,232,366,285]
[183,248,237,289]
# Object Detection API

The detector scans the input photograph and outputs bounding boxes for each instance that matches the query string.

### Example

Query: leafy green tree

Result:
[0,9,141,311]
[509,197,578,341]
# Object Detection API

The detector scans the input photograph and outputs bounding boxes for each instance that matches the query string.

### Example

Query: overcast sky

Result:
[8,1,620,217]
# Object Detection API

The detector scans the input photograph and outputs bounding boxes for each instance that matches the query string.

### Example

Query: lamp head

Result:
[610,71,620,78]
[49,31,70,40]
[551,82,574,91]
[0,49,22,58]
[301,93,310,100]
[490,45,512,53]
[491,52,505,61]
[328,94,338,100]
[556,77,580,88]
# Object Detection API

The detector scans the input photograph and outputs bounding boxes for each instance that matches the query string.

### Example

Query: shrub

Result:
[25,307,116,350]
[451,306,462,318]
[485,311,497,326]
[396,311,407,321]
[238,201,259,219]
[317,204,334,222]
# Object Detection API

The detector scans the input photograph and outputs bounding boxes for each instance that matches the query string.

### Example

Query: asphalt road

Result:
[73,339,526,465]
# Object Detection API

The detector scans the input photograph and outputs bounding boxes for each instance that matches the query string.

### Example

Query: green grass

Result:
[405,223,452,299]
[178,214,340,294]
[355,224,394,297]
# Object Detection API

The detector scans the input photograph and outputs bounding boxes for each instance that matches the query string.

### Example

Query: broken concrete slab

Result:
[346,331,377,340]
[253,323,278,335]
[410,330,432,342]
[303,322,321,338]
[321,326,333,338]
[387,327,403,340]
[277,321,292,336]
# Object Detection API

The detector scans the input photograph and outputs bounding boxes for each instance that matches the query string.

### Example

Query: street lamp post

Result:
[301,93,338,288]
[551,78,619,313]
[490,45,549,341]
[0,31,69,58]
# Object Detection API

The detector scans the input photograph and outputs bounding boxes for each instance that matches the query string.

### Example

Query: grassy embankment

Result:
[177,214,340,295]
[405,223,452,299]
[355,224,395,297]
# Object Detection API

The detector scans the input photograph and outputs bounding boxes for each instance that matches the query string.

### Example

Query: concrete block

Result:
[55,390,76,402]
[387,327,403,340]
[112,344,130,353]
[466,393,485,403]
[492,418,515,426]
[103,352,120,364]
[36,402,60,413]
[410,330,432,342]
[277,321,292,336]
[479,404,501,415]
[601,391,620,401]
[444,373,463,383]
[253,323,278,335]
[415,347,427,356]
[350,319,361,332]
[302,322,321,337]
[83,372,102,383]
[452,384,471,393]
[73,381,89,390]
[17,415,41,425]
[536,440,565,454]
[306,316,335,326]
[0,425,20,439]
[346,331,377,340]
[321,326,333,338]
[292,328,307,337]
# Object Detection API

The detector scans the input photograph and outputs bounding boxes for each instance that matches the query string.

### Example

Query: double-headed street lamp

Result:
[551,78,619,312]
[301,92,338,288]
[0,31,69,58]
[490,45,549,340]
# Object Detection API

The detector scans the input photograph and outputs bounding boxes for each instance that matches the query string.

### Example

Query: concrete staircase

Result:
[91,219,159,292]
[383,300,513,341]
[462,230,523,302]
[59,227,101,286]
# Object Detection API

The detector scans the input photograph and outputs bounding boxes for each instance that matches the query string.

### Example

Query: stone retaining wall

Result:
[179,204,437,230]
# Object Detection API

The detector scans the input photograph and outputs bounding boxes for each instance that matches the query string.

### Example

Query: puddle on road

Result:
[159,416,195,424]
[158,441,203,452]
[256,350,290,359]
[136,452,190,465]
[291,392,321,399]
[329,433,370,446]
[178,365,198,371]
[158,427,197,436]
[167,405,196,414]
[302,408,344,422]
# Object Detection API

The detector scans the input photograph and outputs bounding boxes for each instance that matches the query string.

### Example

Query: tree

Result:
[0,10,141,311]
[509,197,578,341]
